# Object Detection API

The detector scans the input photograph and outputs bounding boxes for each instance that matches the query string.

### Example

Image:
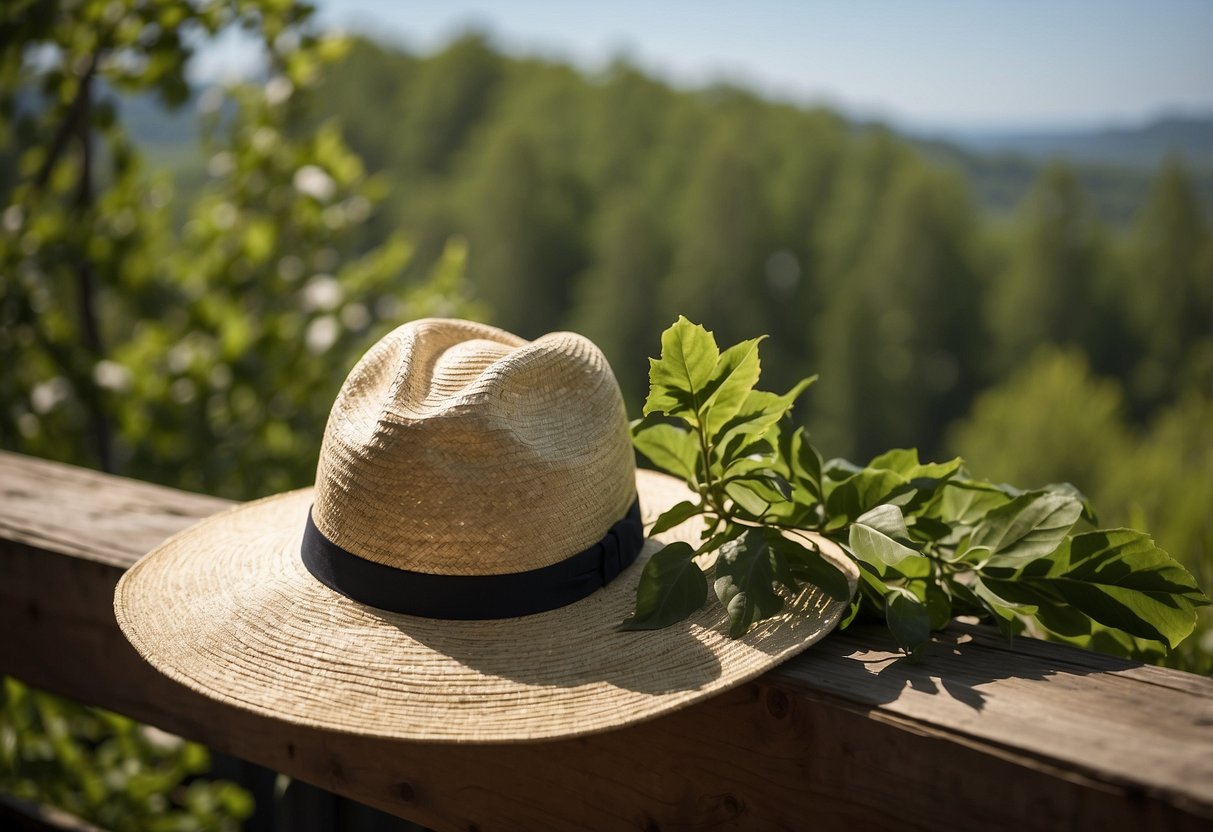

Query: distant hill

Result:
[918,115,1213,170]
[912,137,1213,224]
[115,84,1213,227]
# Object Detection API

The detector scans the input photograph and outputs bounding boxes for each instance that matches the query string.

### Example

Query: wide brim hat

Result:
[115,319,857,743]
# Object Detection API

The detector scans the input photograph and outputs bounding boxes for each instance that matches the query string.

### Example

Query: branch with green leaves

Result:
[622,317,1210,660]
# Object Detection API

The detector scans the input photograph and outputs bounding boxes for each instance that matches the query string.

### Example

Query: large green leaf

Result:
[714,375,816,448]
[1037,530,1206,648]
[935,480,1014,525]
[648,500,702,535]
[701,337,764,437]
[973,491,1083,564]
[886,587,931,655]
[868,448,919,474]
[855,504,911,542]
[826,468,908,525]
[620,542,708,631]
[632,421,699,482]
[788,425,825,501]
[848,522,931,579]
[868,448,962,483]
[764,529,852,602]
[713,529,784,637]
[643,316,719,421]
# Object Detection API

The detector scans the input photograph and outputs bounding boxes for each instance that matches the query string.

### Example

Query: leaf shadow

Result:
[789,621,1132,713]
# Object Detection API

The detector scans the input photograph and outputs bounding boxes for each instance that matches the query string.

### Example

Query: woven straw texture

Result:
[115,470,855,743]
[113,318,858,743]
[312,319,637,574]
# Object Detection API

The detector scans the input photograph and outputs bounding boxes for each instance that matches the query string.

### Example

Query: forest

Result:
[0,2,1211,826]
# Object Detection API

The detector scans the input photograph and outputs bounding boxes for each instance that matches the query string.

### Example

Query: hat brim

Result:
[114,470,857,743]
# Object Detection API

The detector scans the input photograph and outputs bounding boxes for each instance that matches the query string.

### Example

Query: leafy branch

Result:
[623,317,1210,659]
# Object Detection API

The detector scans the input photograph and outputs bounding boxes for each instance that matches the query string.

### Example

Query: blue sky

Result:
[193,0,1213,132]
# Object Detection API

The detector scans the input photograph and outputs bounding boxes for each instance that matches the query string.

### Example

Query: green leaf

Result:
[826,468,908,524]
[966,577,1026,638]
[848,522,931,579]
[1062,530,1207,601]
[920,581,953,630]
[1038,530,1207,648]
[632,421,699,482]
[619,542,708,631]
[724,479,773,517]
[781,424,825,503]
[973,491,1083,564]
[855,504,911,541]
[765,529,852,602]
[702,337,764,436]
[643,316,719,421]
[936,480,1014,525]
[649,500,702,535]
[909,458,964,483]
[713,529,784,637]
[1042,482,1099,524]
[715,376,816,448]
[724,471,791,503]
[869,448,919,474]
[886,587,931,655]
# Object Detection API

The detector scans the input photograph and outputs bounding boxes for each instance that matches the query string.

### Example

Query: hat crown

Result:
[312,318,637,576]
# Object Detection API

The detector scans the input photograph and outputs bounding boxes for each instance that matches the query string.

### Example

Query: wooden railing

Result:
[2,450,1211,831]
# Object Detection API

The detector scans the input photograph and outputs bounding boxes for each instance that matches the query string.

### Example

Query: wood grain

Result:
[2,450,1211,831]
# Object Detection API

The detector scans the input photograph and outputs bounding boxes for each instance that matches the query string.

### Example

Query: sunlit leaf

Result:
[643,316,718,421]
[632,421,699,482]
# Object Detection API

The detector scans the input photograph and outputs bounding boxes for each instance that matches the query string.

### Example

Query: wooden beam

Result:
[2,451,1211,831]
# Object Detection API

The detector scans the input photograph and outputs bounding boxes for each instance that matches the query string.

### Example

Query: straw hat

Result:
[114,318,856,743]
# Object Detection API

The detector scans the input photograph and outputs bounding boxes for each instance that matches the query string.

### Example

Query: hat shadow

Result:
[383,612,724,695]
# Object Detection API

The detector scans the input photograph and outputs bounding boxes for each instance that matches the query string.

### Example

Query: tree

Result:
[1127,159,1213,410]
[948,347,1131,493]
[984,164,1121,377]
[569,188,669,407]
[660,123,772,347]
[811,156,985,460]
[455,124,588,337]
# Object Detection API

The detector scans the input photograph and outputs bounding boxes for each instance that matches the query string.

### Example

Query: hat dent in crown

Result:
[311,318,637,577]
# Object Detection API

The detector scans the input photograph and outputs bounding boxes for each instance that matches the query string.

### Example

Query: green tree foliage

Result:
[984,164,1122,376]
[1126,160,1213,410]
[811,156,985,459]
[569,188,668,404]
[1,679,252,831]
[662,122,773,345]
[456,124,587,337]
[0,1,480,824]
[948,348,1131,492]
